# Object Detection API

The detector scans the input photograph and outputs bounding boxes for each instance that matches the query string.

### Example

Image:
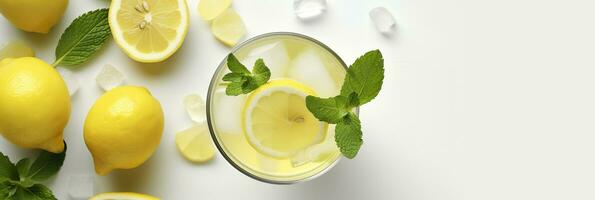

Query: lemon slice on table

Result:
[90,192,159,200]
[175,124,216,163]
[198,0,232,21]
[211,8,246,46]
[109,0,189,63]
[242,79,327,158]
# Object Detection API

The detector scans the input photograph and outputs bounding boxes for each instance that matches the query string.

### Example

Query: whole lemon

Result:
[0,0,68,33]
[84,86,164,175]
[0,57,70,153]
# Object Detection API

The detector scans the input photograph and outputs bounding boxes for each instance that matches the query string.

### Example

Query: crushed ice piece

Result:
[0,41,35,60]
[56,67,79,96]
[293,0,327,20]
[369,7,396,34]
[67,175,94,200]
[212,88,246,134]
[96,64,125,91]
[287,49,338,97]
[291,142,338,167]
[259,157,278,172]
[184,94,207,124]
[241,42,290,78]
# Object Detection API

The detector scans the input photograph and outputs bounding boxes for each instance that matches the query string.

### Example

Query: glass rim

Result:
[206,32,354,184]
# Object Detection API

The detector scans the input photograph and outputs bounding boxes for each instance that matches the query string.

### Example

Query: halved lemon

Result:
[109,0,189,63]
[175,124,216,163]
[242,79,327,158]
[90,192,159,200]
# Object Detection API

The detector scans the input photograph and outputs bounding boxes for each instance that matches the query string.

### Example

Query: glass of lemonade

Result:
[207,32,350,184]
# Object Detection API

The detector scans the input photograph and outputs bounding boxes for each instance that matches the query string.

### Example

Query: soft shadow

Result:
[106,153,162,192]
[15,31,56,53]
[129,41,192,77]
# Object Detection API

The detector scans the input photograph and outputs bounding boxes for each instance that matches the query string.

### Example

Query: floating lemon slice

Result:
[90,192,159,200]
[242,79,327,158]
[109,0,189,63]
[198,0,232,21]
[211,8,246,46]
[175,124,216,163]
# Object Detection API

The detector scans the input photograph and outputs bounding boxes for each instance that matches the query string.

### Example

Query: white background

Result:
[2,0,595,199]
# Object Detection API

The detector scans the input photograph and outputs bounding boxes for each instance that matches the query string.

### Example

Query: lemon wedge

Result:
[90,192,159,200]
[211,8,246,46]
[242,79,327,158]
[198,0,231,21]
[109,0,189,63]
[175,124,216,163]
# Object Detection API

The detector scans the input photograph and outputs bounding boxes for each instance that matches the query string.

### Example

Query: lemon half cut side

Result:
[242,79,327,159]
[109,0,189,63]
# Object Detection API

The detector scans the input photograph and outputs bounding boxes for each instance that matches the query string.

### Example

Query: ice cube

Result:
[0,40,35,60]
[212,88,246,134]
[293,0,327,20]
[241,42,290,78]
[184,94,207,124]
[369,7,396,34]
[67,175,94,200]
[291,142,338,167]
[259,157,278,172]
[56,67,79,96]
[96,64,125,91]
[287,49,338,97]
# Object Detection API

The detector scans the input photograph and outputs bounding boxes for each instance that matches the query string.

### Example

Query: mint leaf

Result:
[223,54,271,96]
[305,95,351,124]
[252,59,271,85]
[346,92,360,108]
[15,159,30,179]
[340,50,384,105]
[20,144,66,182]
[54,8,110,67]
[335,113,363,159]
[226,54,250,74]
[0,181,16,199]
[225,82,244,96]
[14,184,56,200]
[0,152,18,181]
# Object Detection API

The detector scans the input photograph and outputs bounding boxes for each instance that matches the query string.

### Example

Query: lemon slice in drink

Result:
[109,0,189,63]
[90,192,159,200]
[242,79,327,158]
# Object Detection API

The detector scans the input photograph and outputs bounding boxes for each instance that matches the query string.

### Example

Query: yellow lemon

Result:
[109,0,189,63]
[242,79,327,158]
[90,192,159,200]
[84,86,164,175]
[0,0,68,33]
[0,57,70,153]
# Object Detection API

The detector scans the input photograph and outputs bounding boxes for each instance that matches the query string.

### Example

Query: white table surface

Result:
[2,0,595,199]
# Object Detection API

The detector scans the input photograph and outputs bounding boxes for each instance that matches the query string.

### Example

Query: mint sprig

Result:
[0,143,67,199]
[222,53,271,96]
[221,50,384,159]
[53,8,111,67]
[306,50,384,158]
